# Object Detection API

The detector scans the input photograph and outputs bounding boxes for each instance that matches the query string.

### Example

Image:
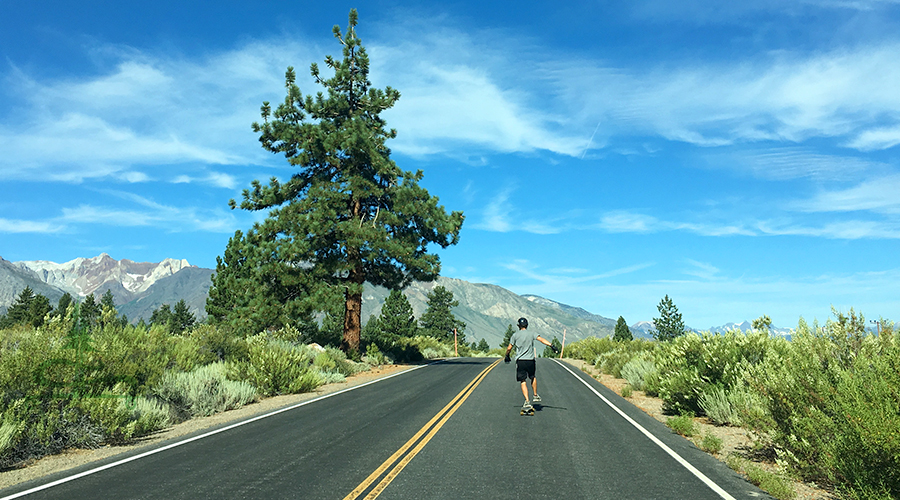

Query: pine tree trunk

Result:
[342,287,362,354]
[342,197,364,353]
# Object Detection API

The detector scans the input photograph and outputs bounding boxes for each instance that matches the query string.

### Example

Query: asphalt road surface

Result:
[1,358,773,499]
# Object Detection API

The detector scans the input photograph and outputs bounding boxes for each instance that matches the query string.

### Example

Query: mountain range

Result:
[0,254,213,323]
[0,254,793,345]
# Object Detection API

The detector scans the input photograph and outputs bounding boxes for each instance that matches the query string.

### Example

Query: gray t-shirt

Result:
[510,329,538,361]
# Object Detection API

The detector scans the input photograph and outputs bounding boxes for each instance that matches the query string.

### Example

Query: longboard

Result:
[520,406,535,416]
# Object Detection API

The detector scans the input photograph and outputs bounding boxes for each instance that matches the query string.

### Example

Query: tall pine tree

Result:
[614,316,632,341]
[419,285,465,343]
[224,9,463,353]
[652,295,685,341]
[378,290,417,338]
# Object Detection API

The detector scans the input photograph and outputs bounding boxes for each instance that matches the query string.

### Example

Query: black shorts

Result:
[516,359,536,382]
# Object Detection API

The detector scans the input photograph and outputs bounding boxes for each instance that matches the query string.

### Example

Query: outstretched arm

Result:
[536,336,560,354]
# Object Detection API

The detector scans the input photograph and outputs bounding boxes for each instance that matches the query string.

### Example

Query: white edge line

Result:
[553,359,738,500]
[1,360,444,500]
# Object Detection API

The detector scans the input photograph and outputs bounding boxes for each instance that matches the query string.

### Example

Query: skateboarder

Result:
[504,317,559,414]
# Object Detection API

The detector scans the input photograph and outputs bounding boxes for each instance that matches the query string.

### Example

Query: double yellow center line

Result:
[343,358,501,500]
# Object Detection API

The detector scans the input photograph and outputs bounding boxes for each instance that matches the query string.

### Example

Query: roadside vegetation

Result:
[0,282,475,470]
[567,304,899,500]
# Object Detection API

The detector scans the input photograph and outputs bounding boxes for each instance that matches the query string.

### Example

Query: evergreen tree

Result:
[56,292,73,317]
[614,316,632,341]
[542,337,563,358]
[150,304,173,331]
[172,299,196,334]
[652,295,685,341]
[2,287,54,328]
[2,286,36,327]
[81,294,101,328]
[419,285,465,343]
[226,10,463,353]
[206,228,323,337]
[98,289,118,328]
[500,324,515,349]
[477,338,489,352]
[378,290,417,339]
[29,294,52,328]
[100,289,116,311]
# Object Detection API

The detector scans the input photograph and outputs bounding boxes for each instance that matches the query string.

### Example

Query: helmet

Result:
[517,317,528,329]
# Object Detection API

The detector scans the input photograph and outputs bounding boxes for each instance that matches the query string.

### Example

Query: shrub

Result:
[620,385,632,398]
[190,324,248,362]
[227,334,323,396]
[621,356,657,391]
[92,323,172,396]
[745,315,900,498]
[745,464,796,500]
[364,343,390,366]
[666,414,695,437]
[155,363,256,419]
[565,336,618,363]
[75,390,171,443]
[654,330,784,415]
[699,433,723,454]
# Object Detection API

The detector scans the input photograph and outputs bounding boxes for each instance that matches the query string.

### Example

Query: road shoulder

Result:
[0,364,412,490]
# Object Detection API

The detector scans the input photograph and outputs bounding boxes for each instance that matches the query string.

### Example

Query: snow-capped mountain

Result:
[15,253,192,299]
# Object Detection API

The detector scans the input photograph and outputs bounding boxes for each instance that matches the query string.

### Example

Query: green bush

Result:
[620,385,632,398]
[227,334,324,396]
[746,315,900,498]
[699,433,723,454]
[654,330,784,415]
[666,414,695,437]
[92,323,172,396]
[595,339,656,378]
[364,343,390,366]
[75,389,171,443]
[745,463,796,500]
[154,362,256,419]
[621,356,658,391]
[565,336,618,363]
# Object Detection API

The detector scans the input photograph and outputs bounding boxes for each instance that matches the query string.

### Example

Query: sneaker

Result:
[522,401,533,410]
[533,394,542,403]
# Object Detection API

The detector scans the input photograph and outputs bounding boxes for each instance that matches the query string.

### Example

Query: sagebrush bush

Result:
[227,334,323,396]
[621,356,657,391]
[92,323,172,395]
[699,433,723,454]
[666,414,695,437]
[745,315,900,498]
[155,363,256,419]
[595,340,656,378]
[75,389,171,443]
[405,336,453,359]
[565,336,618,363]
[654,330,784,415]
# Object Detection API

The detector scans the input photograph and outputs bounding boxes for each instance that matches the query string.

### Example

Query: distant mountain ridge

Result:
[0,254,210,320]
[1,254,793,342]
[630,320,793,338]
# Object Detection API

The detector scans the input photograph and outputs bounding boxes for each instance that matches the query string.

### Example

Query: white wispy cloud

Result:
[793,173,900,214]
[0,218,65,234]
[3,14,900,187]
[705,148,884,182]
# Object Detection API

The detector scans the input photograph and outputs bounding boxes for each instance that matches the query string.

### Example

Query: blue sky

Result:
[2,1,899,329]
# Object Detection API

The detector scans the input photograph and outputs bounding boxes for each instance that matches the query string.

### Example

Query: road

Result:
[1,358,772,499]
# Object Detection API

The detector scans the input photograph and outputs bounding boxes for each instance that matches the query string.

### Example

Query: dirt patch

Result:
[0,363,411,491]
[561,359,837,500]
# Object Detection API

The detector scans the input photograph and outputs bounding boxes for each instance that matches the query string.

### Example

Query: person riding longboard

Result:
[505,317,558,415]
